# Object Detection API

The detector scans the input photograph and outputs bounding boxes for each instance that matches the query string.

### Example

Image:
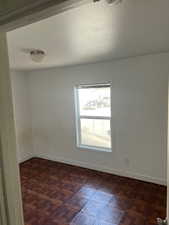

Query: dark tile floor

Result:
[20,158,166,225]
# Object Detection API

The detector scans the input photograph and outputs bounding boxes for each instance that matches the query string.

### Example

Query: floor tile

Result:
[20,158,166,225]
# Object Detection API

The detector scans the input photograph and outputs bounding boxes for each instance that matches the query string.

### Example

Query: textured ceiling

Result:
[7,0,169,70]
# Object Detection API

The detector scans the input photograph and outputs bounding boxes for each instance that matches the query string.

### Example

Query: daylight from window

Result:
[75,84,112,151]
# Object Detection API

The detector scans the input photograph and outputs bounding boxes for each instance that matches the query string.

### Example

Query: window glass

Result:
[80,119,111,149]
[75,84,112,151]
[78,87,111,117]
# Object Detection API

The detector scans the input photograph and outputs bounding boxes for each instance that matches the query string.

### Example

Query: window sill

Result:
[77,145,112,153]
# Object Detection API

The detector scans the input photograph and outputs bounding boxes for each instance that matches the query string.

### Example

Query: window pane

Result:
[78,87,111,117]
[80,119,111,149]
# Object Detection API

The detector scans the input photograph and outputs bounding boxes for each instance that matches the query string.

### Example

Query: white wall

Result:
[167,79,169,217]
[11,71,34,162]
[26,53,168,185]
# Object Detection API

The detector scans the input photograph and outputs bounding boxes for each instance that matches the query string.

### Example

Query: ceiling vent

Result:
[93,0,122,4]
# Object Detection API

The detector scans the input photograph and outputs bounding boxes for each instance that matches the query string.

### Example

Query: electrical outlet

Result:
[124,158,130,168]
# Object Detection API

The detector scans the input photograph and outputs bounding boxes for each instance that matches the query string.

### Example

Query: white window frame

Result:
[74,83,112,152]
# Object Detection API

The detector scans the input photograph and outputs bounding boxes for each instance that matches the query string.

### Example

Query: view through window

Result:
[75,83,112,151]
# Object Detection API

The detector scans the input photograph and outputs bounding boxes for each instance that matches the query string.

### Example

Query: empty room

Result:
[5,0,168,225]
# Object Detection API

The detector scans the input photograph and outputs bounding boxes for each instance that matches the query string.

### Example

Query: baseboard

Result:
[35,154,166,186]
[19,153,34,163]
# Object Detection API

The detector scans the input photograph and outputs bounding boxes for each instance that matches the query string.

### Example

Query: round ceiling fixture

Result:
[30,49,46,63]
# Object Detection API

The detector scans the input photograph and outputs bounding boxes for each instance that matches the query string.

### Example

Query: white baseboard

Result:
[19,153,34,163]
[35,153,166,186]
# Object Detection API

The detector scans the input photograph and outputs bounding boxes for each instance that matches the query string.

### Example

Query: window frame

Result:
[74,83,112,152]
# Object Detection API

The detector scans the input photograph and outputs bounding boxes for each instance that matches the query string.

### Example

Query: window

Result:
[74,83,112,152]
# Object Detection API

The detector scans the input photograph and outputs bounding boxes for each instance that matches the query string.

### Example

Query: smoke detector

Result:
[30,49,46,63]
